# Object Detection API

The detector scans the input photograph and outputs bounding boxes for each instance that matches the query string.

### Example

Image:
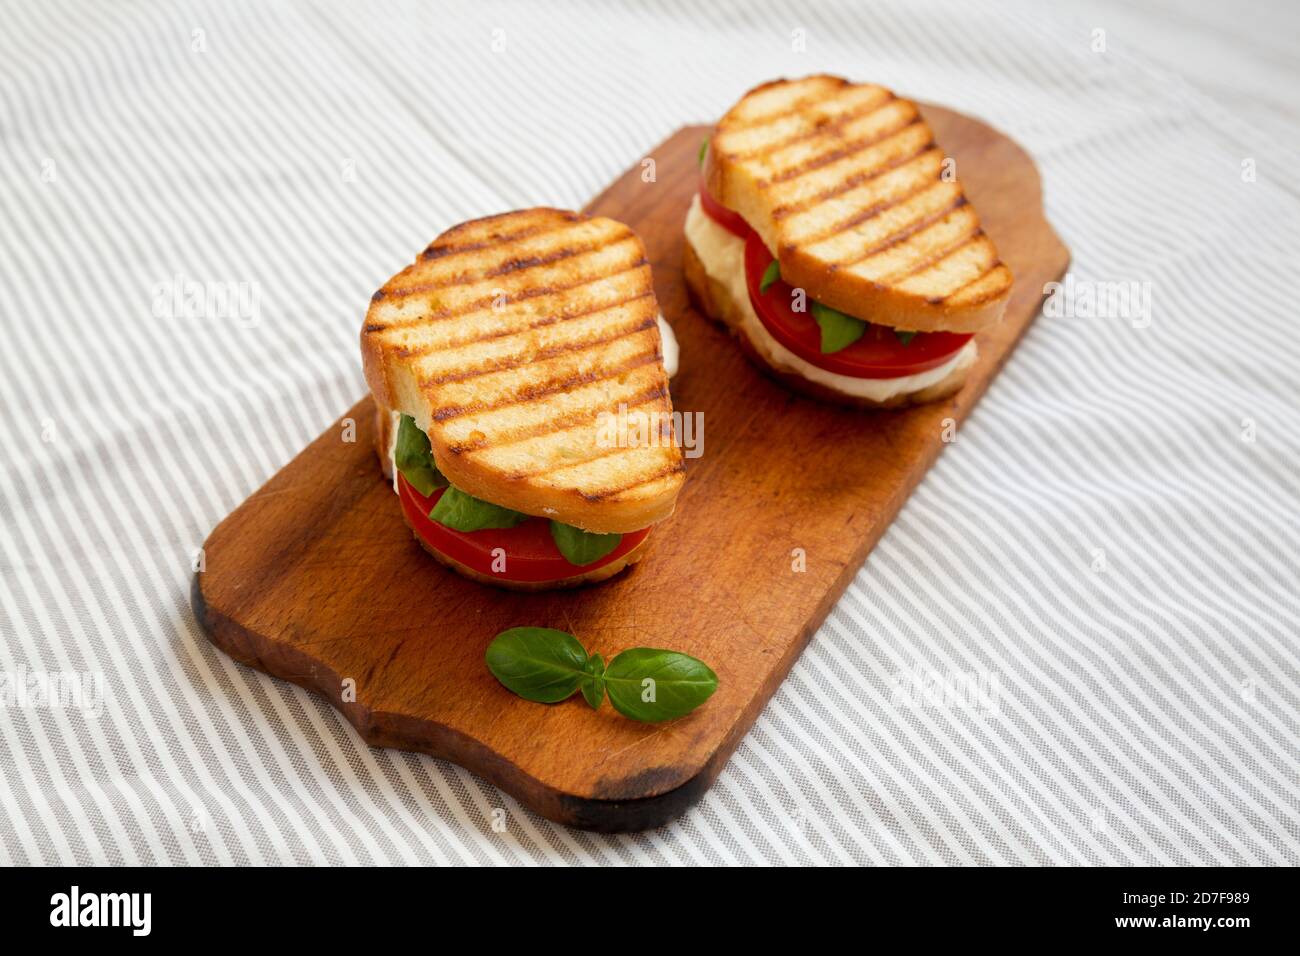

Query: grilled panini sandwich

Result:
[684,75,1012,407]
[362,208,684,589]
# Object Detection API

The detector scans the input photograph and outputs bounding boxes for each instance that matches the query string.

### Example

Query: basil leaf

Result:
[895,329,917,347]
[429,485,530,532]
[698,136,709,168]
[580,654,605,710]
[603,648,718,722]
[485,627,589,703]
[395,414,447,496]
[550,521,621,566]
[485,629,719,723]
[394,414,431,472]
[402,463,444,497]
[811,301,867,354]
[759,259,781,294]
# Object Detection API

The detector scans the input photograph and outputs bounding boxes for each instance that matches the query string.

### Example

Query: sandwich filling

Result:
[388,412,654,583]
[656,314,680,378]
[685,192,977,401]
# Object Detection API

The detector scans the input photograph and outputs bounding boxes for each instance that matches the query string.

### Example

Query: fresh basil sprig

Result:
[395,414,448,496]
[550,521,622,566]
[429,485,530,532]
[895,329,917,347]
[486,628,718,723]
[810,301,867,354]
[759,258,781,294]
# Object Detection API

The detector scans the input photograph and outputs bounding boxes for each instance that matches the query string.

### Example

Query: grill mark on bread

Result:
[475,388,671,466]
[365,260,649,332]
[881,227,984,285]
[514,439,654,481]
[433,349,662,425]
[765,108,917,184]
[793,167,949,246]
[487,246,585,279]
[770,129,935,219]
[421,218,576,261]
[840,196,969,267]
[419,313,658,386]
[430,208,579,241]
[898,236,998,300]
[578,460,687,502]
[728,93,838,132]
[397,291,654,359]
[425,208,579,248]
[894,226,982,278]
[733,91,897,163]
[725,80,847,131]
[386,238,640,298]
[943,262,1010,303]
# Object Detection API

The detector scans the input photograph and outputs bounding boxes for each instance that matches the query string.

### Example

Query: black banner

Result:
[0,865,1285,942]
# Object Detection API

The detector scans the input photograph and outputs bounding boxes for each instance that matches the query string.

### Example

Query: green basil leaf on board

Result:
[549,521,622,566]
[395,414,447,496]
[759,258,781,294]
[895,329,917,347]
[602,648,719,723]
[429,485,530,532]
[580,654,606,710]
[811,301,868,354]
[485,629,718,722]
[484,627,589,703]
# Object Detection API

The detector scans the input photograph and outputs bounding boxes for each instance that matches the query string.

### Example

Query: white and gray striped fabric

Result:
[2,0,1298,865]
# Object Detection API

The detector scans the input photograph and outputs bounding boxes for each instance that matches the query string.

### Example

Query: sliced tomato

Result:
[397,474,651,584]
[742,231,972,379]
[697,172,751,239]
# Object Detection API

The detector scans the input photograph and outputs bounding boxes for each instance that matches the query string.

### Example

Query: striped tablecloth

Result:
[2,0,1297,865]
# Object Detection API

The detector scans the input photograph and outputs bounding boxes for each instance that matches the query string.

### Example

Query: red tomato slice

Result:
[742,230,973,379]
[397,474,651,583]
[697,173,751,239]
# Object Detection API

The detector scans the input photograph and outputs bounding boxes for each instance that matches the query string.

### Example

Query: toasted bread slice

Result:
[362,209,683,534]
[705,75,1012,334]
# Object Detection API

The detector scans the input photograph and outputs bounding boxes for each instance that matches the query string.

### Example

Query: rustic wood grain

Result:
[193,110,1070,832]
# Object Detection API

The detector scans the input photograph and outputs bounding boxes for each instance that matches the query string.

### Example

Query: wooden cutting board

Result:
[193,111,1069,832]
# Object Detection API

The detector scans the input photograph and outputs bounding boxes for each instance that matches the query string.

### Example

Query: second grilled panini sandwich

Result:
[685,75,1013,407]
[362,208,684,590]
